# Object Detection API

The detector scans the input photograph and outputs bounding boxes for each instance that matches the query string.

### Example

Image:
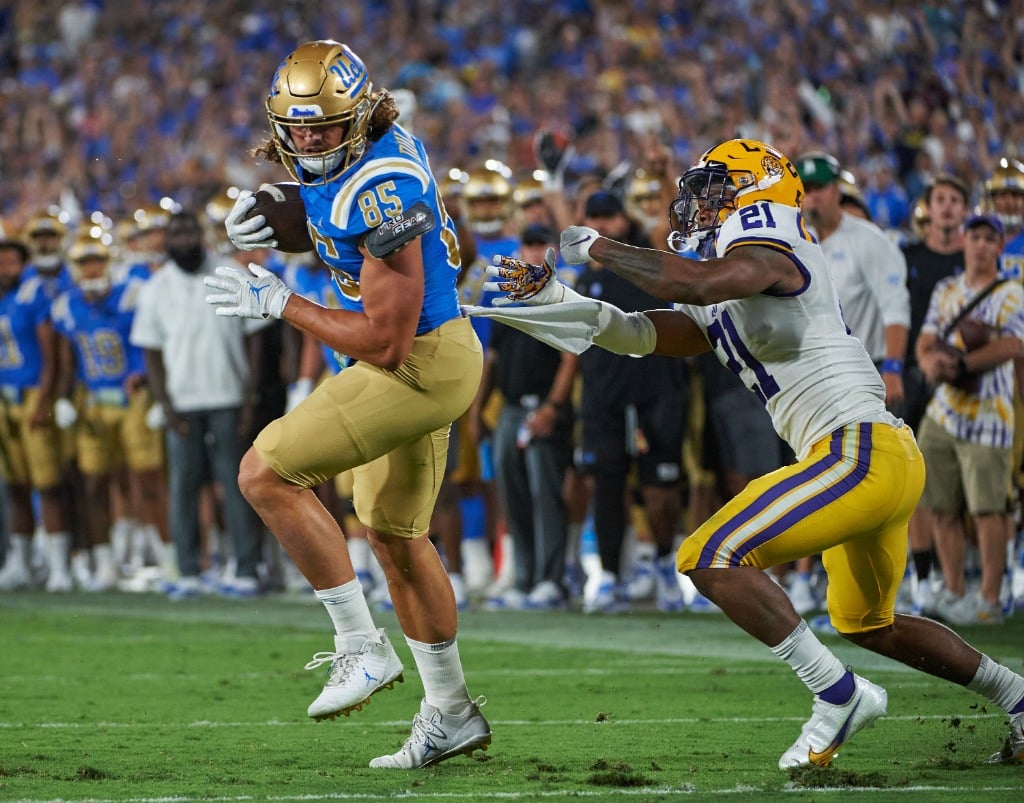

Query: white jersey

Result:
[676,202,896,459]
[815,213,909,362]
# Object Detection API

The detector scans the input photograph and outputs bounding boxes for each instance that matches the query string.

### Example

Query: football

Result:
[956,317,992,352]
[248,182,313,253]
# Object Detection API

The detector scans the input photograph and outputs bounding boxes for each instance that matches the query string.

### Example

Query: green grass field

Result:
[1,591,1022,802]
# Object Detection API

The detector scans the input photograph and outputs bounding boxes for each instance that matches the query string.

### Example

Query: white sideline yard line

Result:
[10,784,1024,802]
[0,669,943,687]
[0,712,1006,730]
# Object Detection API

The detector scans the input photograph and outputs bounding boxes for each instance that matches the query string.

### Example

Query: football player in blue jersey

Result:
[983,156,1024,280]
[23,211,90,590]
[204,40,489,769]
[51,234,169,591]
[0,237,70,592]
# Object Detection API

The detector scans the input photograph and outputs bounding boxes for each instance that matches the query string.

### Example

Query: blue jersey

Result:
[292,262,346,374]
[51,283,144,394]
[125,262,155,285]
[23,264,75,305]
[1000,229,1024,281]
[0,276,53,389]
[298,125,461,336]
[459,232,520,349]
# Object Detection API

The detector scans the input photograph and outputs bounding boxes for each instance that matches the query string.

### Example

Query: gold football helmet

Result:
[982,156,1024,231]
[68,233,113,295]
[513,172,547,208]
[626,168,664,231]
[133,202,174,233]
[23,211,68,241]
[23,211,70,270]
[837,169,871,220]
[669,139,803,255]
[203,187,244,255]
[439,167,469,199]
[267,40,376,185]
[125,200,177,266]
[464,161,514,236]
[910,196,930,240]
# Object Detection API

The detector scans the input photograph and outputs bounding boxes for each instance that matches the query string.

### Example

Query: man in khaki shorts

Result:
[916,212,1024,624]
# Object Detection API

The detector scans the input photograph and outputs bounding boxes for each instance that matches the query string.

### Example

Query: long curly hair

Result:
[252,89,399,165]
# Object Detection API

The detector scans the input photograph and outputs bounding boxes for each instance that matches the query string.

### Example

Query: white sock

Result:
[770,620,848,695]
[967,654,1024,714]
[315,579,377,639]
[348,536,372,576]
[405,635,470,715]
[3,533,30,569]
[46,532,72,576]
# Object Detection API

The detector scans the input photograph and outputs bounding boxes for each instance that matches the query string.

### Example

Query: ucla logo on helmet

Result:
[329,52,368,94]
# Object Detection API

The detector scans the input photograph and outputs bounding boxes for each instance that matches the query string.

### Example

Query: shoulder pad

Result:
[364,202,436,259]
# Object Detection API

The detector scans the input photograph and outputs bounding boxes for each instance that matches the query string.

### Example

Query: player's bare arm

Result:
[644,308,712,359]
[283,240,425,371]
[589,237,805,305]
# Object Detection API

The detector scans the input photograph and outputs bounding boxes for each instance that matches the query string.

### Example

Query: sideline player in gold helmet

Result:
[54,233,170,591]
[982,156,1024,237]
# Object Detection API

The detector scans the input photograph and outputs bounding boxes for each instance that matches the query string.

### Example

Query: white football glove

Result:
[484,247,570,306]
[285,377,314,413]
[145,402,166,430]
[204,262,294,319]
[54,398,77,429]
[559,225,600,265]
[224,190,278,251]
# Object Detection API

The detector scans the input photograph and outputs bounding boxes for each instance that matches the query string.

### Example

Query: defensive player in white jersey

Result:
[477,138,1024,768]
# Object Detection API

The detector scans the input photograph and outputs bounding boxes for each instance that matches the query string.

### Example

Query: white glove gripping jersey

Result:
[676,202,897,459]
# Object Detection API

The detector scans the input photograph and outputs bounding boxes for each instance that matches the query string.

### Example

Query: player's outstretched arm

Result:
[561,226,801,305]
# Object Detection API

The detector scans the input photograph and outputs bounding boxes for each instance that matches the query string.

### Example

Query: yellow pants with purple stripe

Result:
[677,422,924,634]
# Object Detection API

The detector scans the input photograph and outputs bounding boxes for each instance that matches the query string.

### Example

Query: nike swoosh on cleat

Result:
[807,698,862,766]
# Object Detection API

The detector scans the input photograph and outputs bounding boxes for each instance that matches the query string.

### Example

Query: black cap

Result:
[584,190,624,218]
[520,223,557,245]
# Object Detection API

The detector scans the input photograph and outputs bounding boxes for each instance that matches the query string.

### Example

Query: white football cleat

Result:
[305,628,404,720]
[987,711,1024,764]
[583,570,627,614]
[369,697,491,769]
[779,675,887,769]
[624,561,656,602]
[787,575,818,615]
[654,555,685,612]
[0,549,33,591]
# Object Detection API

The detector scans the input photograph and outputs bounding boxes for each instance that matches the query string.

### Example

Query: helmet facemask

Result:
[69,240,113,297]
[667,163,738,258]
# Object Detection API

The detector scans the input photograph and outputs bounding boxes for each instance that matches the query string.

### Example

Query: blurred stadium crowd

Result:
[2,1,1024,621]
[0,0,1022,233]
